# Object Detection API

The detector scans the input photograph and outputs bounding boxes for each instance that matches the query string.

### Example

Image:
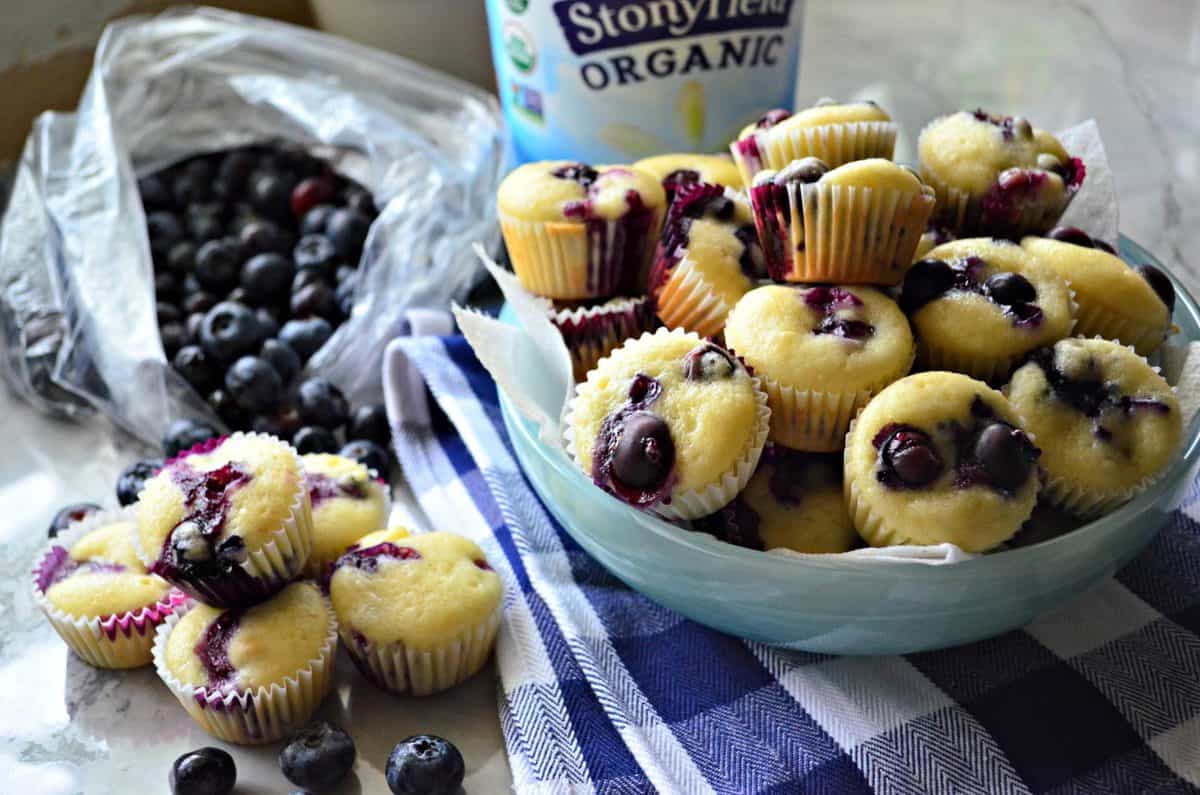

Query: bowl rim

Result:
[499,234,1200,579]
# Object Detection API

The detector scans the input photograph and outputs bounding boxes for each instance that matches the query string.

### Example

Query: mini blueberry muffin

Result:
[918,110,1085,238]
[548,295,658,383]
[749,158,935,284]
[913,224,957,262]
[153,581,337,744]
[901,238,1076,383]
[32,509,188,669]
[498,161,667,299]
[1022,231,1174,355]
[649,183,763,337]
[302,453,391,578]
[328,529,502,697]
[135,433,313,607]
[730,99,897,187]
[845,371,1041,551]
[632,153,744,204]
[724,284,914,451]
[565,327,769,519]
[1005,338,1182,517]
[695,446,858,554]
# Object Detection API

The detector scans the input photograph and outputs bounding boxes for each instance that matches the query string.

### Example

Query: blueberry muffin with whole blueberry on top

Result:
[497,161,666,299]
[649,183,763,338]
[724,284,914,452]
[135,433,313,607]
[632,153,744,204]
[301,452,390,578]
[327,528,502,697]
[749,157,935,285]
[695,446,859,554]
[901,238,1076,383]
[730,99,897,188]
[1005,337,1182,517]
[154,580,336,744]
[1022,227,1175,355]
[918,110,1085,238]
[845,371,1042,552]
[566,327,769,520]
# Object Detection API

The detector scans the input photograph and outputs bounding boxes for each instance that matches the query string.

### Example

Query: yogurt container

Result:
[486,0,806,164]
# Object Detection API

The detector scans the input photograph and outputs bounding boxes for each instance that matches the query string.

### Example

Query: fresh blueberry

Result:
[157,301,183,327]
[116,459,163,506]
[163,418,220,458]
[160,323,189,359]
[252,406,302,441]
[340,440,390,478]
[169,747,236,795]
[336,265,357,283]
[147,211,186,261]
[297,377,350,429]
[343,186,377,217]
[186,204,224,243]
[301,204,336,236]
[200,302,260,362]
[983,272,1036,306]
[226,287,252,307]
[385,735,464,795]
[173,345,219,392]
[973,423,1036,490]
[1092,239,1117,255]
[207,388,246,427]
[260,339,301,385]
[776,156,829,185]
[186,313,206,342]
[139,175,173,210]
[293,235,340,278]
[183,290,219,316]
[240,253,294,303]
[348,404,391,447]
[194,239,242,292]
[900,259,955,314]
[325,209,372,262]
[292,268,327,292]
[611,412,674,490]
[238,219,291,257]
[166,241,198,278]
[279,720,356,792]
[1045,226,1094,247]
[293,425,338,454]
[879,426,942,487]
[552,162,599,185]
[1136,264,1175,314]
[682,343,736,382]
[249,170,299,218]
[254,308,280,342]
[279,317,333,361]
[48,503,101,538]
[290,176,338,218]
[215,150,257,197]
[335,275,357,318]
[291,282,340,320]
[225,356,283,414]
[155,272,181,302]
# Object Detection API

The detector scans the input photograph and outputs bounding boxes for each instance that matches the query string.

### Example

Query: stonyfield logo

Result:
[553,0,795,55]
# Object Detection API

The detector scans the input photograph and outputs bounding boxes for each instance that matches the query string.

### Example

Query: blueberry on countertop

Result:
[163,418,220,458]
[297,378,350,430]
[348,404,391,448]
[117,459,164,506]
[385,735,464,795]
[169,747,236,795]
[279,720,356,792]
[340,440,390,479]
[48,503,101,538]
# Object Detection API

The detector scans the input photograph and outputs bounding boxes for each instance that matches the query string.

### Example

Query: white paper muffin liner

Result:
[546,296,657,382]
[301,466,393,580]
[132,431,314,607]
[32,507,191,669]
[499,208,663,300]
[152,596,338,745]
[731,121,897,186]
[343,604,502,697]
[752,180,935,285]
[653,255,738,338]
[761,377,876,452]
[562,326,771,520]
[922,169,1076,239]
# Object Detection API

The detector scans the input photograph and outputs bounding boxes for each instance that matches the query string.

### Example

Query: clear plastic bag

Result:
[0,6,504,443]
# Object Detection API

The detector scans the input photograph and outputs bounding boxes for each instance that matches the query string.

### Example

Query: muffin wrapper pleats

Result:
[761,377,877,452]
[751,181,935,285]
[1071,297,1167,357]
[499,207,664,300]
[731,121,897,186]
[922,169,1076,239]
[562,326,771,521]
[31,507,191,669]
[1040,469,1165,520]
[152,597,338,745]
[547,296,658,383]
[652,255,740,339]
[301,469,393,580]
[342,605,502,697]
[132,431,314,608]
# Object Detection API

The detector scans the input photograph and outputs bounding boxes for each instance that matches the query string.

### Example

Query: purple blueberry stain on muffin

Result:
[36,546,127,592]
[750,158,830,277]
[651,182,759,290]
[900,256,1043,328]
[803,286,874,341]
[305,471,367,509]
[334,541,421,575]
[195,608,245,690]
[661,169,701,204]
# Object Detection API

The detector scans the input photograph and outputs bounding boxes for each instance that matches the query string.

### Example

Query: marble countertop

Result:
[3,1,1199,792]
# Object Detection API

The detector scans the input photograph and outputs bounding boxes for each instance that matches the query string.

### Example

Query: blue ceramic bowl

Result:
[499,237,1200,655]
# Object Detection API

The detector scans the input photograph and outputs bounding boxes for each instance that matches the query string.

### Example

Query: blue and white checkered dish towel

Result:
[385,333,1200,794]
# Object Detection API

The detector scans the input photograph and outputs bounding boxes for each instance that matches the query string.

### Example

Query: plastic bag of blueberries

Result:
[0,7,504,445]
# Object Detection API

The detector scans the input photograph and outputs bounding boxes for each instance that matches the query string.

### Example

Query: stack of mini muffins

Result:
[33,433,503,745]
[500,99,1183,555]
